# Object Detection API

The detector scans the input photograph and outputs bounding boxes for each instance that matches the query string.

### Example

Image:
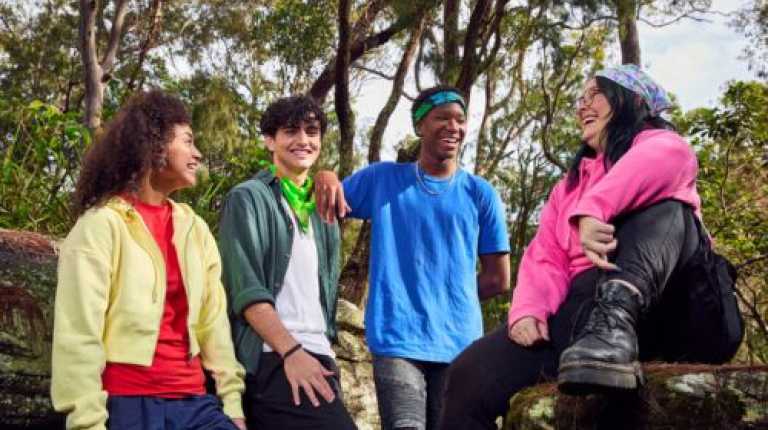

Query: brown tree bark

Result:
[442,0,460,83]
[310,0,441,103]
[368,19,426,164]
[79,0,130,130]
[335,0,355,180]
[615,0,641,65]
[454,0,509,104]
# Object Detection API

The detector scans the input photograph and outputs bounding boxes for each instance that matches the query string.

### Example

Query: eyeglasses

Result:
[576,89,604,109]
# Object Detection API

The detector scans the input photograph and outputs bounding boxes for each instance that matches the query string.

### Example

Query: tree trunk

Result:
[442,0,460,83]
[79,0,104,130]
[335,0,355,180]
[615,0,641,65]
[368,18,426,163]
[78,0,130,130]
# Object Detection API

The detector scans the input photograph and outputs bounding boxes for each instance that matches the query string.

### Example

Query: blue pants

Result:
[107,394,238,430]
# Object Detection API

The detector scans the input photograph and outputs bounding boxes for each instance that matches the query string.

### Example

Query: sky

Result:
[351,0,760,160]
[638,0,755,111]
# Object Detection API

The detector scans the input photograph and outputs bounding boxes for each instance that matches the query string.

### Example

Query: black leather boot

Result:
[558,280,645,395]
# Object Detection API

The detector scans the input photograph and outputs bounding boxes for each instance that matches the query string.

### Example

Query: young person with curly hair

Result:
[51,90,246,430]
[218,95,356,430]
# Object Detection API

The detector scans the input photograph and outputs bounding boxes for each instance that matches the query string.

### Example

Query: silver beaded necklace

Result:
[413,162,457,196]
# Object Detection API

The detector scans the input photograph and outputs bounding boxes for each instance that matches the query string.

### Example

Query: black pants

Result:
[244,352,357,430]
[438,200,706,430]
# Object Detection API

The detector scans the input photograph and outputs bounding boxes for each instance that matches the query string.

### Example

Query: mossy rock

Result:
[0,229,62,428]
[505,364,768,430]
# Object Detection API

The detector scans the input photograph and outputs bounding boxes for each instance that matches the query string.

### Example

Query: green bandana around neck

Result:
[266,163,316,233]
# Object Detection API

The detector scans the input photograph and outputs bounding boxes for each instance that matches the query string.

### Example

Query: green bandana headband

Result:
[266,164,316,233]
[411,90,467,128]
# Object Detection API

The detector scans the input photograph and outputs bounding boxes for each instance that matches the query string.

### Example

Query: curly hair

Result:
[259,95,328,137]
[72,90,190,217]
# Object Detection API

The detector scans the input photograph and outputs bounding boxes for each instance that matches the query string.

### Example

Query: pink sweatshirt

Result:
[508,129,702,327]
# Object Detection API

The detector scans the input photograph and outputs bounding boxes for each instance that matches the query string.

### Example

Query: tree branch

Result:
[737,254,768,270]
[79,0,102,129]
[100,0,130,73]
[734,281,768,343]
[455,0,492,97]
[637,13,710,27]
[127,0,163,92]
[369,13,426,164]
[310,0,441,102]
[349,0,388,44]
[352,63,395,80]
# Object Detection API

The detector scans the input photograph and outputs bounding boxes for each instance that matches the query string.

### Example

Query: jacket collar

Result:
[105,195,197,303]
[105,195,194,223]
[255,169,278,186]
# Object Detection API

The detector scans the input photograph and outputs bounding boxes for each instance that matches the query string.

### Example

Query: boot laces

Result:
[583,300,619,334]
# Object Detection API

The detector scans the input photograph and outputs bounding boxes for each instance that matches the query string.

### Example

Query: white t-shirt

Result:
[263,199,334,357]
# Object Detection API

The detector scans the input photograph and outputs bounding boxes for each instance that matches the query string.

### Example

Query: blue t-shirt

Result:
[342,161,510,362]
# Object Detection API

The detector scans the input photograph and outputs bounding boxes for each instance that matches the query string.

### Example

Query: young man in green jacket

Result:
[218,95,356,429]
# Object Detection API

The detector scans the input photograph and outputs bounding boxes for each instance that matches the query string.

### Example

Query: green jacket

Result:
[218,169,341,375]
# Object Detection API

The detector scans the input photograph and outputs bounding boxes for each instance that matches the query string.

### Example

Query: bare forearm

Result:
[477,274,509,301]
[243,303,297,356]
[477,253,511,301]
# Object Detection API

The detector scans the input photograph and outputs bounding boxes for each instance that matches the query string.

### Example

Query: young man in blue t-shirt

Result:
[315,86,511,429]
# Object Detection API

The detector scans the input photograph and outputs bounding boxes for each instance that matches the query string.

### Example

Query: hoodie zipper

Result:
[180,216,196,362]
[125,205,164,303]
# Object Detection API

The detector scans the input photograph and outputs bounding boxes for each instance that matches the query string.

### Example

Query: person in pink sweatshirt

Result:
[438,65,742,429]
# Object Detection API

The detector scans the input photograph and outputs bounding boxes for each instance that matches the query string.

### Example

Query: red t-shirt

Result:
[102,197,205,397]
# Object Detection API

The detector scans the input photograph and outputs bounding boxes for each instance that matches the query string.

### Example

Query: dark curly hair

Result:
[259,95,327,137]
[72,90,190,217]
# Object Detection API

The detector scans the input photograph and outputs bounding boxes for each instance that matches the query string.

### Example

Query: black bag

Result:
[660,218,745,364]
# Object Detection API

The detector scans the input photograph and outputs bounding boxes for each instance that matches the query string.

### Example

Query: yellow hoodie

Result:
[51,197,244,430]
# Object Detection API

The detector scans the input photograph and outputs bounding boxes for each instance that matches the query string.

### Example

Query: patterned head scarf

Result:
[412,90,467,129]
[595,64,673,117]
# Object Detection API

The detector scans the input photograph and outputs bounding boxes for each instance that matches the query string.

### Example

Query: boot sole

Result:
[557,361,643,396]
